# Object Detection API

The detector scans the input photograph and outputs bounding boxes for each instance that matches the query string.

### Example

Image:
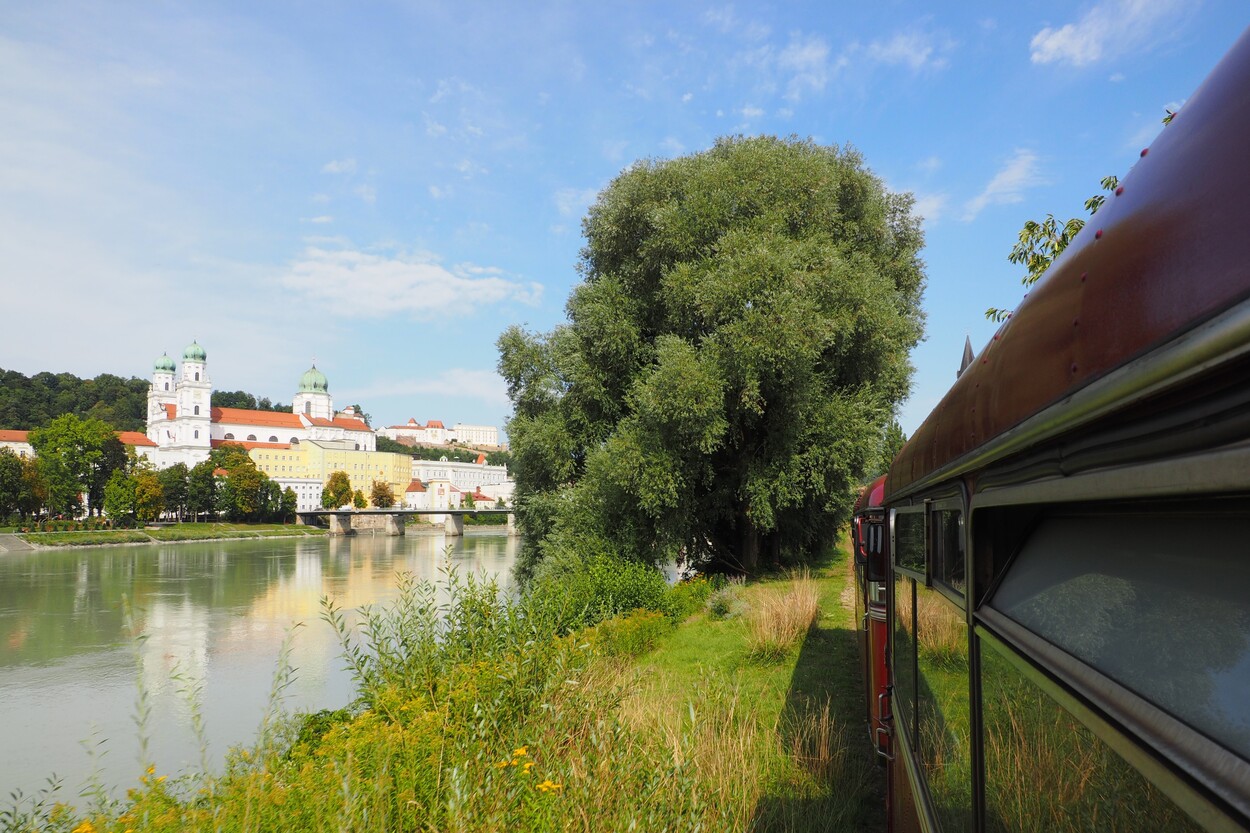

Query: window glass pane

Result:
[895,510,925,573]
[981,639,1202,833]
[894,575,916,743]
[916,583,971,829]
[932,509,965,594]
[990,511,1250,759]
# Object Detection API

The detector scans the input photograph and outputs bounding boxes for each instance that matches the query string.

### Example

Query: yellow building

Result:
[248,439,411,508]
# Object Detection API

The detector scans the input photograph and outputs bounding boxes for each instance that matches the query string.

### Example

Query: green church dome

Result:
[299,364,329,393]
[154,352,176,373]
[183,340,207,362]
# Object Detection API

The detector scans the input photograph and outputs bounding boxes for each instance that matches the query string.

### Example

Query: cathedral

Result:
[144,341,376,468]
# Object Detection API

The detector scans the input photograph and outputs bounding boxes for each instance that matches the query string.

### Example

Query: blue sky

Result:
[1,2,1244,437]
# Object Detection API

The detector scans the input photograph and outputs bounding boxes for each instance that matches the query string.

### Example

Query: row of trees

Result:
[0,368,150,432]
[319,471,396,510]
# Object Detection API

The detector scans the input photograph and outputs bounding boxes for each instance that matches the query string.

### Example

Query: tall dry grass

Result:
[746,569,820,661]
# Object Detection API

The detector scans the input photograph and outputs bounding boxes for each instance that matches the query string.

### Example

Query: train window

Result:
[894,574,917,745]
[989,510,1250,760]
[980,638,1202,832]
[894,509,925,575]
[931,509,965,595]
[916,583,972,829]
[866,521,887,582]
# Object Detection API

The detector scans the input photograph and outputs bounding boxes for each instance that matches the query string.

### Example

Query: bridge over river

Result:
[297,507,516,537]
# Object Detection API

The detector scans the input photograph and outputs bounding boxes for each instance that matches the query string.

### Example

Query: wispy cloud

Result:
[349,369,510,407]
[354,184,376,204]
[554,186,599,217]
[660,136,686,156]
[778,33,831,100]
[1030,0,1190,67]
[322,158,356,174]
[428,184,451,199]
[911,193,949,224]
[739,105,765,119]
[962,149,1045,221]
[867,30,954,71]
[307,215,333,224]
[280,245,542,318]
[917,155,942,174]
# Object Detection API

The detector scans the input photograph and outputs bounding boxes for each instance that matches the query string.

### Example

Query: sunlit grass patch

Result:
[745,569,820,661]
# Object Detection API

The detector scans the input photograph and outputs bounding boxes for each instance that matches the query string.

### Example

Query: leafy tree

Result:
[133,470,164,523]
[321,471,352,509]
[375,436,415,455]
[0,367,149,431]
[370,480,395,509]
[216,462,267,521]
[352,489,367,509]
[158,463,190,521]
[86,437,129,516]
[103,470,137,525]
[462,491,476,509]
[187,460,217,521]
[210,443,254,470]
[261,478,283,521]
[280,487,298,522]
[18,456,46,518]
[499,136,926,576]
[0,448,22,519]
[28,414,122,515]
[877,420,908,478]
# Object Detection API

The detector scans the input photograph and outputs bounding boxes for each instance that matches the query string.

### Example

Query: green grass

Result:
[17,522,327,546]
[5,539,882,832]
[18,530,153,546]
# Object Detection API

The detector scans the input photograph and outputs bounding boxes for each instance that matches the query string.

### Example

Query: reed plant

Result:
[746,569,820,661]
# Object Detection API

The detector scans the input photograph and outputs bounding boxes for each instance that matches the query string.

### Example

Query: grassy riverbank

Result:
[7,540,881,832]
[16,522,328,548]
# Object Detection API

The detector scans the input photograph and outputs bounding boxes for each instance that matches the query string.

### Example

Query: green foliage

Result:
[526,551,676,631]
[103,469,137,525]
[186,460,217,520]
[352,489,367,509]
[280,487,298,521]
[876,419,907,477]
[501,136,926,577]
[375,435,414,455]
[584,609,673,657]
[0,448,22,519]
[321,470,352,509]
[133,469,164,523]
[158,463,190,520]
[706,580,747,620]
[370,480,395,508]
[0,367,149,431]
[211,390,290,412]
[29,413,123,516]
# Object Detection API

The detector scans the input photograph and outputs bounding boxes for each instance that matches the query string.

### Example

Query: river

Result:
[0,530,519,802]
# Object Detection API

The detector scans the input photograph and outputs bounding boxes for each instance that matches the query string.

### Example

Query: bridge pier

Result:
[385,514,405,536]
[328,513,353,536]
[444,514,465,537]
[506,512,518,536]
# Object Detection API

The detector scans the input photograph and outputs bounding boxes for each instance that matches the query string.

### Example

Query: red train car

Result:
[870,28,1250,833]
[853,475,891,761]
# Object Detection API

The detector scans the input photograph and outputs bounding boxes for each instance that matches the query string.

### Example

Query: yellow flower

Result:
[145,766,156,776]
[156,775,166,783]
[512,746,528,758]
[72,821,96,833]
[494,761,510,769]
[536,779,563,793]
[522,761,535,773]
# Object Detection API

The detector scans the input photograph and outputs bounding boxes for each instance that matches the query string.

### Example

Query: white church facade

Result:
[145,342,376,470]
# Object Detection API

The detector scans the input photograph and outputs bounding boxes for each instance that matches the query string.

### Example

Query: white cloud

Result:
[681,92,693,103]
[962,149,1045,221]
[424,113,447,137]
[322,158,356,174]
[660,136,686,156]
[428,184,450,199]
[1030,0,1189,67]
[351,369,510,407]
[602,139,629,161]
[455,159,487,178]
[739,105,764,119]
[554,186,599,217]
[429,77,477,104]
[307,215,333,224]
[778,33,830,100]
[703,6,739,34]
[1109,72,1125,82]
[280,245,542,318]
[866,30,954,71]
[354,184,376,204]
[911,193,948,224]
[311,193,331,204]
[917,155,942,174]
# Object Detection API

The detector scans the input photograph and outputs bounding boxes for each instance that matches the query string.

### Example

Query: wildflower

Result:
[494,761,510,769]
[72,821,96,833]
[146,765,156,776]
[522,761,535,773]
[512,746,528,758]
[536,779,563,793]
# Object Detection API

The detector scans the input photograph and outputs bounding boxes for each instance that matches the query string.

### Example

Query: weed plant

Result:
[746,570,820,660]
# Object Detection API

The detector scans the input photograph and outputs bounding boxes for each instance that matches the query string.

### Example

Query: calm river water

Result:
[0,530,519,800]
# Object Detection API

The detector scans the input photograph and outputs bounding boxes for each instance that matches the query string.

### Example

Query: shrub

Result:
[586,610,674,657]
[664,575,713,621]
[705,577,746,620]
[745,570,820,661]
[525,552,672,632]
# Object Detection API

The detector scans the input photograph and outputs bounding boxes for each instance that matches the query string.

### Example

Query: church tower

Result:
[147,352,178,443]
[172,340,212,458]
[292,364,333,420]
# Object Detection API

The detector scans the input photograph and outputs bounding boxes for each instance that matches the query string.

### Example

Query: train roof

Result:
[887,29,1250,502]
[854,475,887,514]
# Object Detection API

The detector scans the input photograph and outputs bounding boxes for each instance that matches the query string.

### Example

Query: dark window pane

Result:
[916,583,971,830]
[932,509,965,594]
[895,510,925,573]
[894,575,917,743]
[981,640,1202,833]
[990,511,1250,759]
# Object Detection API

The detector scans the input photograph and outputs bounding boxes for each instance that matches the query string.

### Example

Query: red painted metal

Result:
[887,29,1250,501]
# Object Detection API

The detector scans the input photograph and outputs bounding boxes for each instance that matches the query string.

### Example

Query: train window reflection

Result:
[894,574,917,745]
[989,510,1250,759]
[916,583,971,829]
[981,639,1202,833]
[895,510,925,574]
[932,509,965,594]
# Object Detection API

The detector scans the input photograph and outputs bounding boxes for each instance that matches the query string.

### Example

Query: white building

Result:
[411,454,510,497]
[144,342,375,469]
[380,419,500,448]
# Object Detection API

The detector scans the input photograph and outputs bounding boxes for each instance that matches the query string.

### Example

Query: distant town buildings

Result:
[380,419,501,449]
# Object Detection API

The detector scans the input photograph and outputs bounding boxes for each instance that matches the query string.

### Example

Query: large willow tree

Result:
[500,136,926,576]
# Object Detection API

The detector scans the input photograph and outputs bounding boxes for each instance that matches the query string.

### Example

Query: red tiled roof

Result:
[475,453,487,464]
[212,407,303,428]
[405,479,427,493]
[211,439,292,450]
[117,431,157,447]
[212,467,229,477]
[308,416,372,431]
[164,403,176,420]
[388,420,423,429]
[427,420,445,429]
[0,429,30,443]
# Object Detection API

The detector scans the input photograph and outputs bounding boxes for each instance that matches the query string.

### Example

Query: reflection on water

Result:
[0,531,518,799]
